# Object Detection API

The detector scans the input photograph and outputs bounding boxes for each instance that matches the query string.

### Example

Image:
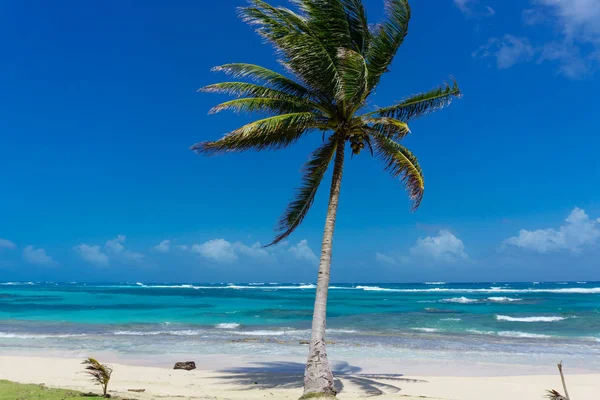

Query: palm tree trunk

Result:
[303,138,346,398]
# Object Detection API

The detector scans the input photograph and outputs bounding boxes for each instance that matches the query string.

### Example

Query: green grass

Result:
[299,392,337,399]
[0,380,101,400]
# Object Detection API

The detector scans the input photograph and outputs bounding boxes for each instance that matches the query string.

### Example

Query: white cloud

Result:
[192,239,238,263]
[187,238,317,264]
[504,207,600,253]
[454,0,495,16]
[478,0,600,77]
[75,235,144,265]
[375,252,399,266]
[0,238,16,250]
[105,235,144,262]
[473,35,537,69]
[154,239,171,253]
[74,244,109,266]
[288,240,318,264]
[23,245,56,266]
[376,230,468,266]
[410,230,469,263]
[234,241,272,260]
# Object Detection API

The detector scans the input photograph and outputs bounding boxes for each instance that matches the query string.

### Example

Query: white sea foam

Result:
[231,329,307,336]
[216,323,240,329]
[113,330,204,336]
[412,328,439,333]
[441,297,479,304]
[467,329,551,339]
[0,332,87,339]
[488,297,522,302]
[497,331,552,339]
[354,285,600,294]
[425,282,446,285]
[226,284,316,290]
[496,315,567,322]
[440,318,462,321]
[328,329,358,334]
[0,282,35,286]
[577,282,587,284]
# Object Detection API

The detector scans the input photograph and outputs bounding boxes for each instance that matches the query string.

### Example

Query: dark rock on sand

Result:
[174,361,196,371]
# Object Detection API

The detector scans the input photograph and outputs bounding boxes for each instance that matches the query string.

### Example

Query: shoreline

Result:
[1,354,599,400]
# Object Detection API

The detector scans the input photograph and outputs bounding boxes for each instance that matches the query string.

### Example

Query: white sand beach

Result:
[1,355,598,399]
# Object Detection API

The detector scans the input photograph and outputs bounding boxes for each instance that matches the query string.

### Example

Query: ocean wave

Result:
[440,318,462,321]
[226,284,316,290]
[487,297,522,302]
[497,331,552,339]
[441,297,478,304]
[353,285,600,294]
[231,329,307,336]
[0,332,87,339]
[412,328,439,333]
[216,323,240,329]
[467,329,551,339]
[425,282,446,285]
[113,330,204,336]
[0,282,35,286]
[496,315,567,322]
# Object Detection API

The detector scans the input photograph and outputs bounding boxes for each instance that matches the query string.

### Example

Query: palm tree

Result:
[82,357,113,397]
[192,0,461,397]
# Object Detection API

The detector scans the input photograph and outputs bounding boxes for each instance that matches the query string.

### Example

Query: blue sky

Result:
[1,0,599,283]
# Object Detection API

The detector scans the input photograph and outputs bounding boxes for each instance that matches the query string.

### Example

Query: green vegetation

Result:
[0,380,87,400]
[82,357,113,397]
[194,0,460,397]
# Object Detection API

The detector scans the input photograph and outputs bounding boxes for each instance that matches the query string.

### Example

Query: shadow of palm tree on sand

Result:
[215,361,427,397]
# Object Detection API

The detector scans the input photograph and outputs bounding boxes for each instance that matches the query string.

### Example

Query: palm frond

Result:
[82,357,112,397]
[191,112,323,154]
[212,63,312,99]
[336,48,368,106]
[362,116,410,141]
[241,0,307,42]
[209,97,319,115]
[371,133,424,210]
[341,0,371,53]
[367,80,461,121]
[292,0,352,57]
[365,0,411,90]
[277,32,340,100]
[269,137,338,246]
[545,390,567,400]
[201,82,299,100]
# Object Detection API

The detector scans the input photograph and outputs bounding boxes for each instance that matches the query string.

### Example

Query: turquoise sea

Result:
[1,281,599,370]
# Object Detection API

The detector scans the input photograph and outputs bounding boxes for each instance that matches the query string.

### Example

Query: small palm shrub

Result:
[82,357,113,397]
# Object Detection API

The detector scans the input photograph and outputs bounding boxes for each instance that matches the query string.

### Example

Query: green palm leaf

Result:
[342,0,371,53]
[200,82,299,100]
[209,98,319,115]
[368,80,461,121]
[277,32,341,100]
[212,63,312,99]
[336,48,368,106]
[294,0,352,57]
[269,137,338,245]
[365,0,411,91]
[241,0,307,42]
[372,133,424,210]
[191,112,322,154]
[362,117,410,141]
